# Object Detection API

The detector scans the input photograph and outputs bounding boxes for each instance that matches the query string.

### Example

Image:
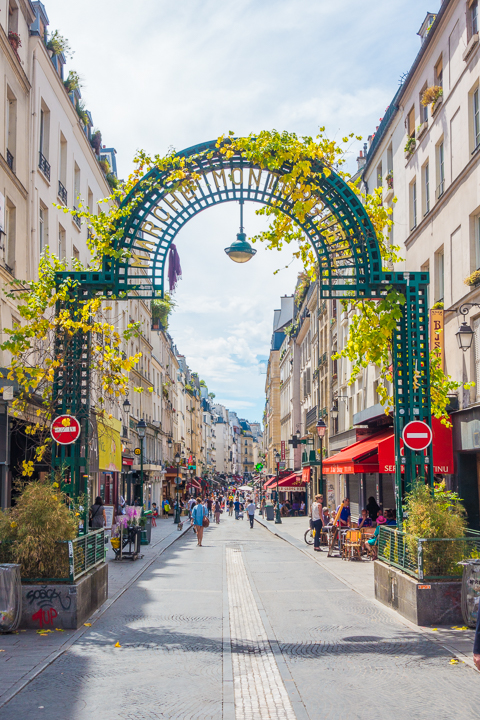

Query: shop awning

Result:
[323,417,453,475]
[187,478,202,489]
[264,473,306,492]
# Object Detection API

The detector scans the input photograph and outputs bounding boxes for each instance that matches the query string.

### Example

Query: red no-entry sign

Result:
[402,420,432,451]
[50,415,81,445]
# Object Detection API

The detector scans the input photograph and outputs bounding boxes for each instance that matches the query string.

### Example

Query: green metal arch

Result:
[107,140,383,299]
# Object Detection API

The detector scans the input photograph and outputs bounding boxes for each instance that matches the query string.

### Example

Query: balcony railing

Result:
[73,207,81,229]
[6,149,13,171]
[436,180,445,200]
[38,151,51,180]
[306,406,317,429]
[58,180,68,205]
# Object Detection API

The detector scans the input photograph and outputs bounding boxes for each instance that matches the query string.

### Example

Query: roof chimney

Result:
[356,149,366,172]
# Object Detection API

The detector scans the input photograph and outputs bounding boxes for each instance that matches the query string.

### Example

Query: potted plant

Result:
[63,70,82,94]
[464,270,480,287]
[385,171,393,189]
[75,99,89,126]
[8,31,21,53]
[90,129,102,154]
[421,85,443,113]
[46,30,72,57]
[404,135,416,156]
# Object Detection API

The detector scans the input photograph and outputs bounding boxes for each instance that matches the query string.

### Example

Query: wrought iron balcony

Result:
[6,149,13,171]
[58,180,67,205]
[306,406,317,429]
[38,151,50,180]
[73,207,81,229]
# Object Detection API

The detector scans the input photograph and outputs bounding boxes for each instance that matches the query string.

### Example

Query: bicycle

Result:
[304,527,314,545]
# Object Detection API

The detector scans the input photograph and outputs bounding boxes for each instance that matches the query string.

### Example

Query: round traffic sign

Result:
[50,415,81,445]
[134,447,141,456]
[402,420,432,451]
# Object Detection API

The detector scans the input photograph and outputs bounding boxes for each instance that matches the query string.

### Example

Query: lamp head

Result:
[225,232,257,263]
[136,418,147,438]
[456,321,474,352]
[123,398,131,414]
[316,418,327,438]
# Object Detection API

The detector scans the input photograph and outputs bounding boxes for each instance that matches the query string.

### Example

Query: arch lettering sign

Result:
[75,141,384,301]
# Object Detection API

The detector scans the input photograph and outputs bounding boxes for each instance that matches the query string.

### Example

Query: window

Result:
[59,134,67,200]
[74,162,80,203]
[475,215,480,270]
[58,224,66,260]
[5,199,16,271]
[6,86,17,172]
[407,107,416,138]
[410,180,417,230]
[423,163,430,215]
[8,1,18,34]
[437,141,445,198]
[39,103,50,159]
[434,55,443,88]
[376,162,382,189]
[435,250,444,302]
[39,203,48,254]
[474,88,480,151]
[73,245,79,261]
[470,0,479,38]
[419,84,428,124]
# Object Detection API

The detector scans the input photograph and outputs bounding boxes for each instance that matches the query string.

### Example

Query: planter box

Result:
[20,563,108,630]
[374,560,462,626]
[384,188,394,203]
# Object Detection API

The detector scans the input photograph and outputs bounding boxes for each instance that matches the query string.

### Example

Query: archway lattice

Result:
[54,140,433,526]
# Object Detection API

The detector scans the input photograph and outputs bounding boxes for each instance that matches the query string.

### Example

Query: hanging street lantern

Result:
[456,321,474,352]
[225,199,257,263]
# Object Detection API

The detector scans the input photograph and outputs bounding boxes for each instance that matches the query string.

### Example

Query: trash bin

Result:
[0,564,22,634]
[461,559,480,627]
[265,504,275,521]
[141,516,152,545]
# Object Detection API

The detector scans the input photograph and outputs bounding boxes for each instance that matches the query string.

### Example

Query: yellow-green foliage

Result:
[404,482,467,576]
[0,479,77,578]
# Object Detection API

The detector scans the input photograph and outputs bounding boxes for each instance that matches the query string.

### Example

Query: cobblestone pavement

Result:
[1,515,480,719]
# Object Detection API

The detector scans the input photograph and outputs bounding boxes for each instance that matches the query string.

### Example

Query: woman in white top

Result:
[310,494,324,552]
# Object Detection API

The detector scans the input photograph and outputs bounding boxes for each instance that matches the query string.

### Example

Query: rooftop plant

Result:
[421,85,443,107]
[64,70,82,94]
[46,30,73,57]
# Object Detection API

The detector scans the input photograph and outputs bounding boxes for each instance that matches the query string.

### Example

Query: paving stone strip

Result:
[226,546,297,720]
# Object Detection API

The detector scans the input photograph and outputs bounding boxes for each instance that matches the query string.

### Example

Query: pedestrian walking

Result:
[246,499,256,528]
[191,497,208,546]
[229,497,234,516]
[214,499,221,524]
[207,496,213,518]
[151,502,158,527]
[234,497,240,519]
[310,494,323,552]
[89,496,107,529]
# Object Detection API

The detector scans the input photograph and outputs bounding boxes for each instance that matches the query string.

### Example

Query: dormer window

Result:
[417,12,437,44]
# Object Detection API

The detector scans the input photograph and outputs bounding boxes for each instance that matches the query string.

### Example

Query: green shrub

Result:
[404,481,467,576]
[0,479,78,578]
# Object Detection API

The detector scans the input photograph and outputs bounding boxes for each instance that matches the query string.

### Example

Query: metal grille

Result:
[6,149,13,171]
[58,180,68,205]
[38,151,51,180]
[66,528,105,581]
[73,207,82,229]
[378,526,480,580]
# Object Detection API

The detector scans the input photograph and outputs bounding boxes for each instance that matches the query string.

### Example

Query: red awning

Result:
[323,417,453,475]
[323,430,391,475]
[187,478,202,489]
[264,473,307,491]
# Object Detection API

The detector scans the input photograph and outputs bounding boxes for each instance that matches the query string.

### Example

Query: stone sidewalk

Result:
[0,517,192,708]
[255,514,478,670]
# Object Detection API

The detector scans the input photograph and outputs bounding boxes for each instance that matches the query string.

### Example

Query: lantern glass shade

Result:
[123,398,131,414]
[456,322,474,352]
[136,418,147,439]
[330,404,338,419]
[316,419,327,438]
[167,436,173,448]
[174,452,181,464]
[224,233,257,263]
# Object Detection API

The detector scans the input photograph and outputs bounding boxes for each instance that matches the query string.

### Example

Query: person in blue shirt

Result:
[335,498,351,527]
[234,498,241,520]
[357,509,372,529]
[191,497,207,546]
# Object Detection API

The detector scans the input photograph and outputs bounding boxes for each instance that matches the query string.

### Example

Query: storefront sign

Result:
[123,457,134,466]
[98,415,122,472]
[50,415,81,445]
[430,309,444,372]
[302,467,311,483]
[281,441,285,461]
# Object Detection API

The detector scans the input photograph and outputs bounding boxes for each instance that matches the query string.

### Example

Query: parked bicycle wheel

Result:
[304,528,314,545]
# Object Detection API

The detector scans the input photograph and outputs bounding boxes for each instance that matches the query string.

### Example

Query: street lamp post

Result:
[123,398,131,502]
[174,451,182,525]
[136,418,146,507]
[274,449,282,524]
[316,418,327,500]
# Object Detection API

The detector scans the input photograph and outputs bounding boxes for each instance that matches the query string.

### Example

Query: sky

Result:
[44,0,436,423]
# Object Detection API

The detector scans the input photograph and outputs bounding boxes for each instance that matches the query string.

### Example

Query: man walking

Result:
[246,499,256,528]
[234,497,240,520]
